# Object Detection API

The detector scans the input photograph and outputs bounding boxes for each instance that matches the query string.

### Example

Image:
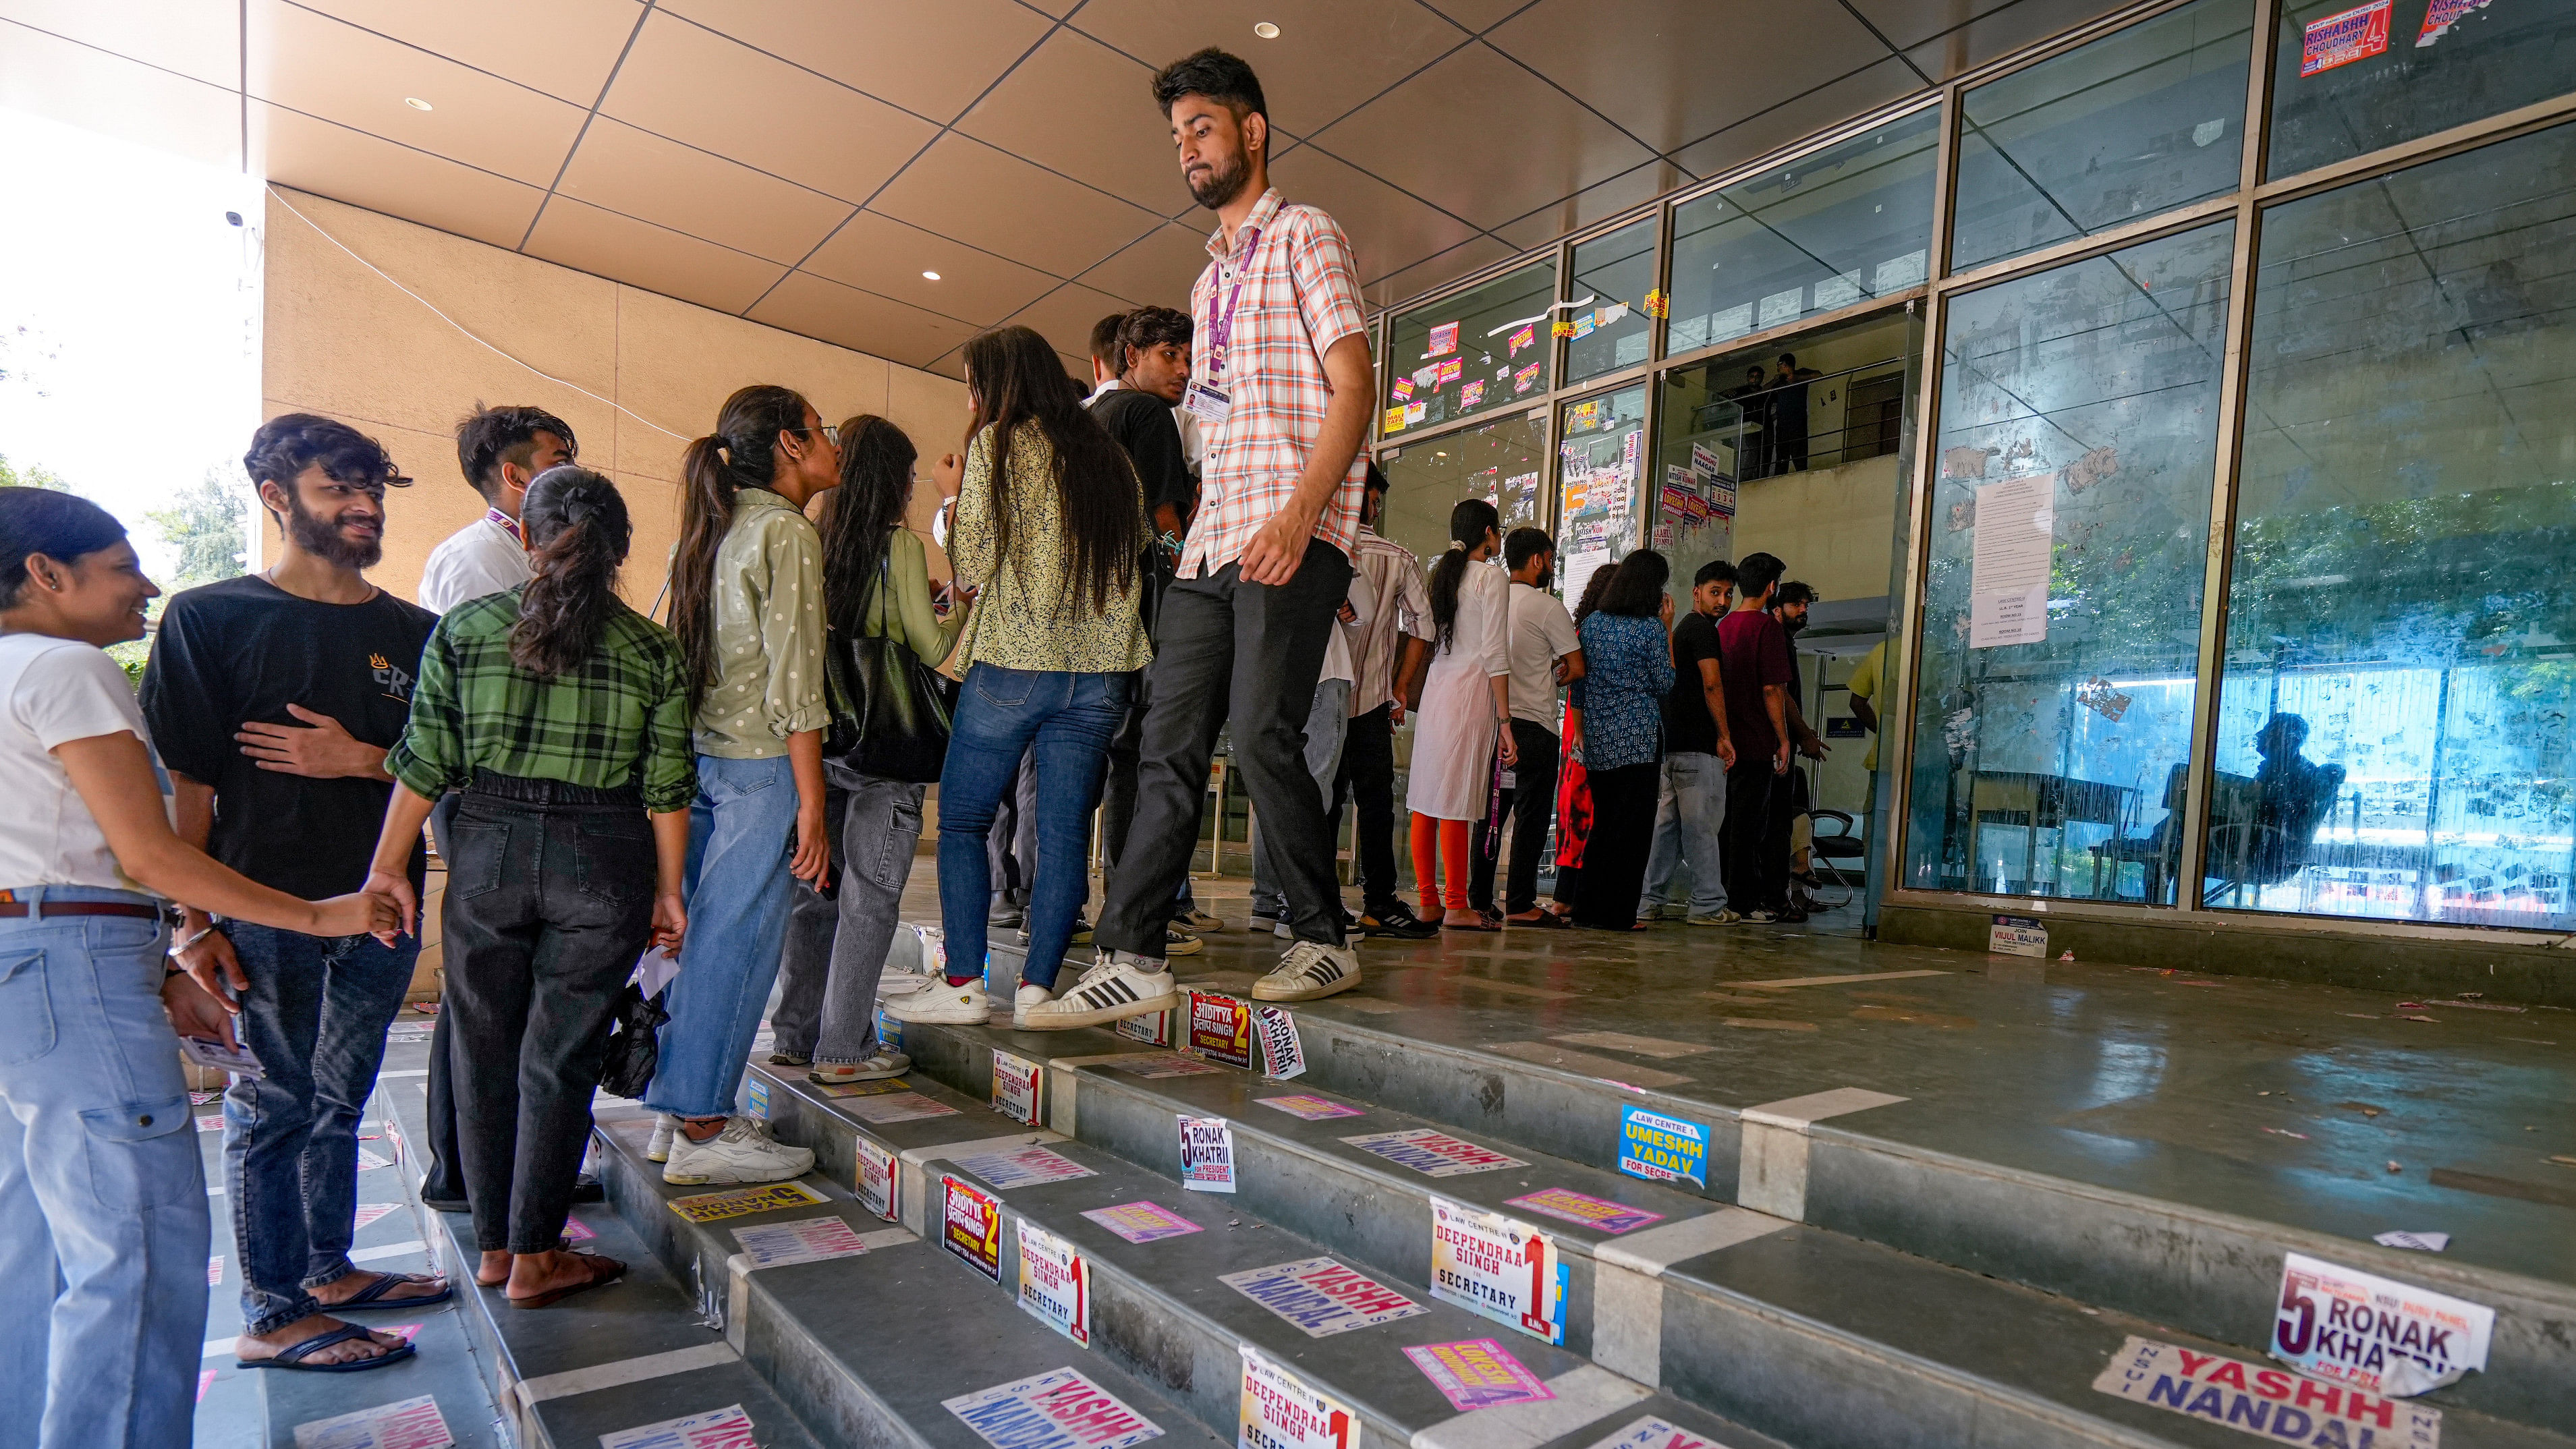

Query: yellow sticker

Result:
[667,1179,828,1223]
[1384,406,1407,434]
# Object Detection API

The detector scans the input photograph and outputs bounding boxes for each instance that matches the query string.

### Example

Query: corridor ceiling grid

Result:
[1,0,2139,379]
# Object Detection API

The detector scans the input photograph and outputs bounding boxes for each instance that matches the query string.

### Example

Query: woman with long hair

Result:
[1404,498,1517,929]
[887,326,1151,1030]
[644,385,837,1185]
[1569,549,1675,929]
[0,488,401,1416]
[1548,561,1624,917]
[366,468,688,1307]
[771,415,964,1083]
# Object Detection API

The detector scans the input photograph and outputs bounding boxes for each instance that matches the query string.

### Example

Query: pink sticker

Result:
[1082,1200,1204,1244]
[352,1203,401,1231]
[196,1369,217,1402]
[1402,1338,1556,1412]
[2301,0,2390,74]
[563,1216,596,1242]
[196,1114,224,1133]
[1505,1187,1666,1235]
[1256,1095,1366,1121]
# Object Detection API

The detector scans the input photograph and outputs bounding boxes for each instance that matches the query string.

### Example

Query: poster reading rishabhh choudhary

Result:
[1430,1197,1567,1344]
[2272,1252,2493,1397]
[1239,1344,1355,1449]
[943,1174,1004,1280]
[1017,1219,1089,1346]
[2094,1336,2441,1447]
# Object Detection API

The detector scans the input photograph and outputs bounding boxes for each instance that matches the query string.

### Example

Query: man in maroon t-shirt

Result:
[1716,552,1795,919]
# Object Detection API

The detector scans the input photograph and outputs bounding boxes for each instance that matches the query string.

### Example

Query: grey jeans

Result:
[771,766,926,1064]
[1250,677,1353,917]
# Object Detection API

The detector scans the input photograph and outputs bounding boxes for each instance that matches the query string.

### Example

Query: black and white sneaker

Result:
[1251,940,1362,1002]
[1016,956,1179,1030]
[1356,903,1439,940]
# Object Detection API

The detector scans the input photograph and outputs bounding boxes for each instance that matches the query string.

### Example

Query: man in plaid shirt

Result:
[1022,49,1376,1029]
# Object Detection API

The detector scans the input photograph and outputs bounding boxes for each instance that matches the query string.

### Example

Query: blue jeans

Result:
[224,918,420,1335]
[1644,751,1729,917]
[648,754,798,1120]
[940,666,1131,992]
[0,888,206,1449]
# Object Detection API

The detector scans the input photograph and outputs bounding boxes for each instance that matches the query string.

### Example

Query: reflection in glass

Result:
[1557,385,1648,607]
[1951,0,2251,274]
[1384,262,1555,438]
[1904,221,2234,902]
[1378,409,1548,567]
[1565,220,1656,385]
[2269,0,2576,180]
[2216,122,2576,929]
[1668,108,1939,355]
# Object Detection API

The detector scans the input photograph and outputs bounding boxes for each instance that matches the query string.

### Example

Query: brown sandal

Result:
[505,1249,625,1309]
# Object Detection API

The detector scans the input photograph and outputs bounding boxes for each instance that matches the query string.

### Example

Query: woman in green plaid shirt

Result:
[366,467,689,1309]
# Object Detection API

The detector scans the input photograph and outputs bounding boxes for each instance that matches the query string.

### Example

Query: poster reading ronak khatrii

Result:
[2271,1251,2493,1396]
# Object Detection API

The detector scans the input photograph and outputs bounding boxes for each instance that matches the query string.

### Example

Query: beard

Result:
[286,491,383,569]
[1187,150,1250,210]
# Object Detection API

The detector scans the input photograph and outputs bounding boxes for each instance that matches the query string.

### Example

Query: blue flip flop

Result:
[239,1324,418,1373]
[333,1271,454,1309]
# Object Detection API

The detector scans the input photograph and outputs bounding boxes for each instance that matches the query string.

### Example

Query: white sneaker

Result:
[877,969,939,999]
[887,979,991,1025]
[646,1113,677,1163]
[807,1050,910,1084]
[1013,984,1056,1027]
[1252,940,1362,1002]
[661,1116,815,1185]
[1017,959,1179,1030]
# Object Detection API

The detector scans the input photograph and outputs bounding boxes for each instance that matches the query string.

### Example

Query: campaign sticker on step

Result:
[561,1216,595,1243]
[1016,1220,1090,1346]
[856,1135,898,1221]
[1256,1094,1366,1121]
[954,1144,1096,1190]
[598,1403,760,1448]
[1579,1417,1727,1449]
[875,1002,903,1054]
[2272,1251,2493,1397]
[1988,913,2048,958]
[288,1392,454,1449]
[1505,1187,1665,1236]
[843,1086,961,1124]
[1240,1345,1356,1449]
[941,1174,1005,1281]
[668,1180,827,1224]
[1118,1052,1223,1078]
[352,1202,401,1231]
[1189,991,1256,1069]
[1220,1255,1429,1337]
[1617,1104,1708,1189]
[731,1214,872,1269]
[744,1075,769,1120]
[992,1050,1044,1126]
[1082,1201,1203,1244]
[1430,1197,1567,1344]
[2094,1336,2441,1446]
[1178,1114,1237,1193]
[1341,1127,1528,1178]
[943,1367,1163,1449]
[1403,1338,1557,1413]
[1256,1006,1306,1079]
[818,1077,911,1098]
[1115,1006,1175,1048]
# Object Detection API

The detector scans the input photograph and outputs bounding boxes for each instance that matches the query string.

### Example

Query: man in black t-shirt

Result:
[1644,559,1740,922]
[144,414,444,1371]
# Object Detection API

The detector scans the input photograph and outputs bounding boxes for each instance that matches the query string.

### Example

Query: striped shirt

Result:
[1179,187,1369,579]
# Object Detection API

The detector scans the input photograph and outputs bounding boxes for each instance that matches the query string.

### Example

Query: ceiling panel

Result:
[803,210,1059,324]
[749,270,980,370]
[1904,0,2130,82]
[1266,144,1481,287]
[289,0,642,105]
[1488,0,1896,155]
[1849,0,2011,51]
[554,117,849,264]
[654,0,1051,123]
[0,0,239,88]
[871,132,1165,280]
[1069,0,1471,137]
[1493,158,1683,252]
[257,105,542,248]
[0,22,241,169]
[1407,0,1536,32]
[955,28,1180,214]
[1364,234,1520,311]
[525,196,788,314]
[1000,281,1138,366]
[1075,222,1216,309]
[1668,57,1926,181]
[1310,43,1656,231]
[247,1,587,187]
[600,10,939,204]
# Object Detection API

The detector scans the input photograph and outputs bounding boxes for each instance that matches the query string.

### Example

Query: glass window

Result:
[1556,385,1649,605]
[2214,122,2576,930]
[1668,108,1939,355]
[1384,262,1555,440]
[1951,0,2252,275]
[1565,220,1657,385]
[1903,221,2235,903]
[1378,409,1550,565]
[2269,1,2576,179]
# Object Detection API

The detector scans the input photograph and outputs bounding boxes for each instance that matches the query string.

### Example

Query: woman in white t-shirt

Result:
[0,489,402,1442]
[1406,499,1518,930]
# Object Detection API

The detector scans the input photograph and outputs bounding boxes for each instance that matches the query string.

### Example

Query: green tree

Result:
[0,453,74,492]
[148,467,249,591]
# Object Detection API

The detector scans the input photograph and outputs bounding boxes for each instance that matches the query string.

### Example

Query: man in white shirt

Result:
[1482,528,1584,924]
[417,405,575,613]
[1329,467,1440,939]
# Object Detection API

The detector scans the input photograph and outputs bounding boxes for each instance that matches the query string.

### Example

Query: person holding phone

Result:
[0,487,402,1436]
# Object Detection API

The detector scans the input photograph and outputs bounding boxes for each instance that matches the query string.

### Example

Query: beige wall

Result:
[1732,451,1903,605]
[260,188,968,603]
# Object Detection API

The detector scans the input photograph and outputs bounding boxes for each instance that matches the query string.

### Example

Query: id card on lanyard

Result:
[1185,226,1262,429]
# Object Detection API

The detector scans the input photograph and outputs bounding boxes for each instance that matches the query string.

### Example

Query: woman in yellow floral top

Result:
[889,326,1149,1030]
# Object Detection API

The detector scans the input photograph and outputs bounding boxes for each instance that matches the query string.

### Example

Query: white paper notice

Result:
[1562,550,1613,614]
[2272,1251,2493,1396]
[1969,474,2053,648]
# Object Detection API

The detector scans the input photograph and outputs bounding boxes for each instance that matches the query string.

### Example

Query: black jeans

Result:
[1494,720,1561,914]
[1331,702,1403,917]
[1098,541,1353,955]
[443,772,656,1254]
[419,793,464,1205]
[1724,761,1790,913]
[1572,760,1659,928]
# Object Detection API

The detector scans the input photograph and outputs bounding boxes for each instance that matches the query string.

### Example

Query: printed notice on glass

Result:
[1969,473,2052,648]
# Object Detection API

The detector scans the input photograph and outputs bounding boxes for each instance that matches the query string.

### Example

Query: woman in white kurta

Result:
[1406,499,1517,928]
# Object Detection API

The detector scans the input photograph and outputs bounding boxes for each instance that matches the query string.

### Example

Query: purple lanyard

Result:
[486,507,525,549]
[1205,226,1263,377]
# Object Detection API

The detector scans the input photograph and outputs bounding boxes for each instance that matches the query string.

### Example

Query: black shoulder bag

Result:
[824,553,955,783]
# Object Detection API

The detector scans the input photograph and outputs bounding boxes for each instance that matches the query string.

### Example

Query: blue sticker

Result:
[746,1075,771,1122]
[1618,1104,1708,1189]
[877,1003,903,1053]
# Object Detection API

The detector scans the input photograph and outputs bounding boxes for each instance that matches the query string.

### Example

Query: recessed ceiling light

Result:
[403,96,432,111]
[1253,21,1281,38]
[922,270,942,281]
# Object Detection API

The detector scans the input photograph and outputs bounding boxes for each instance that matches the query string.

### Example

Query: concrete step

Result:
[882,1011,2576,1449]
[943,930,2576,1438]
